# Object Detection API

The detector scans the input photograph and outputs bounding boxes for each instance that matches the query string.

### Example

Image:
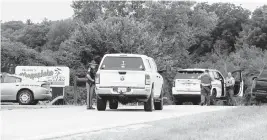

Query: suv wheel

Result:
[109,100,118,109]
[97,97,107,111]
[144,88,154,112]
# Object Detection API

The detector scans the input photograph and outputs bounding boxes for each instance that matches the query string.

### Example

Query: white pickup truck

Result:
[95,54,165,111]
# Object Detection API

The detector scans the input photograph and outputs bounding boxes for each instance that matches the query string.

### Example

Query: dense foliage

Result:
[1,1,267,104]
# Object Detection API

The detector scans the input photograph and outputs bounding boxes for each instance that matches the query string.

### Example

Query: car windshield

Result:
[100,56,145,71]
[175,70,204,79]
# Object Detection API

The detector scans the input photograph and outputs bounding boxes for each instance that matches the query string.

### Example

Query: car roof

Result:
[104,53,148,58]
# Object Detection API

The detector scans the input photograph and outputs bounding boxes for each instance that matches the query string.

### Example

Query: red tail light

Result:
[145,74,150,85]
[173,80,175,87]
[95,73,100,84]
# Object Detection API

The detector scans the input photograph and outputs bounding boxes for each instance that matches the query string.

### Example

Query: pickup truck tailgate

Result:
[100,70,146,87]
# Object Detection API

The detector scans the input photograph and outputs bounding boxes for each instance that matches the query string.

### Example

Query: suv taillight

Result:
[145,74,150,85]
[95,73,100,84]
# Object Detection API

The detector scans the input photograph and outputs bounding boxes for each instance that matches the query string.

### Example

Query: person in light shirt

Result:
[225,72,236,106]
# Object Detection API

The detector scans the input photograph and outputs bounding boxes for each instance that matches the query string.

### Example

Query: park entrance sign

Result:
[15,66,70,104]
[15,66,70,87]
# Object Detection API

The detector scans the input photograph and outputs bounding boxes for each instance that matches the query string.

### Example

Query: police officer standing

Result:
[198,70,213,106]
[225,72,235,106]
[86,60,98,110]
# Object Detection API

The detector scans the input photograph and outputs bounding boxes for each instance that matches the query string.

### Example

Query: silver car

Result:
[1,73,52,105]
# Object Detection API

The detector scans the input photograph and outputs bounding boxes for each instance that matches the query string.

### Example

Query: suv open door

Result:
[231,70,244,97]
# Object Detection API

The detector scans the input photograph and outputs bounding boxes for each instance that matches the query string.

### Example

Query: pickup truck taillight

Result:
[145,74,150,85]
[95,73,100,84]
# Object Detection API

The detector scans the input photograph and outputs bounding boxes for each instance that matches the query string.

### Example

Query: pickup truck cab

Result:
[95,54,164,111]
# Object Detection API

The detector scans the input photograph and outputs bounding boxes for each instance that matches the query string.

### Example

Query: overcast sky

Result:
[1,0,267,23]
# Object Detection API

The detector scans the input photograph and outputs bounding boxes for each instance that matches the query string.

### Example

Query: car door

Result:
[212,71,222,97]
[216,71,226,97]
[1,75,21,101]
[231,70,244,97]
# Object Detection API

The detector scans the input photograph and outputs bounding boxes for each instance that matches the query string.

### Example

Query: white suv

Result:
[95,54,164,111]
[172,69,243,105]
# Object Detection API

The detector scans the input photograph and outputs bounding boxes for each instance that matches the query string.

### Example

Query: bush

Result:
[64,86,87,105]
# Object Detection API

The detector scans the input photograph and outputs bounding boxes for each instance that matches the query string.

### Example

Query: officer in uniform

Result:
[198,70,213,106]
[225,72,235,106]
[86,60,98,110]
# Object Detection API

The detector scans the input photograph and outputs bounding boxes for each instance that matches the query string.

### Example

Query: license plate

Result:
[118,88,127,92]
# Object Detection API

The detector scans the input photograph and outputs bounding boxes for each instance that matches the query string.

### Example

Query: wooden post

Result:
[74,76,78,105]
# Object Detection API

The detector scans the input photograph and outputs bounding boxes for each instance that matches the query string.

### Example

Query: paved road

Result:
[1,105,235,140]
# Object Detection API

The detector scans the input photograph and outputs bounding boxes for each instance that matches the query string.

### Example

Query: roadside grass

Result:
[157,106,267,140]
[55,106,267,140]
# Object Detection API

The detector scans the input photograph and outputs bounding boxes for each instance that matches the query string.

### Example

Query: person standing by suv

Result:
[198,70,212,106]
[86,60,98,110]
[225,72,235,106]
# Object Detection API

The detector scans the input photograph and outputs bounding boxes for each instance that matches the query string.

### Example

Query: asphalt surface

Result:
[1,105,234,140]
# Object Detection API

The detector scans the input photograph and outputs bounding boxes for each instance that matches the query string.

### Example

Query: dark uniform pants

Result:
[226,86,235,106]
[86,83,95,108]
[201,85,211,105]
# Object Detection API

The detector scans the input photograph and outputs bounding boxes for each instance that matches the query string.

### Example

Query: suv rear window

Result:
[174,70,204,79]
[100,56,145,71]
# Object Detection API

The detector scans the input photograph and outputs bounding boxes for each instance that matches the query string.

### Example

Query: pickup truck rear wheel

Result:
[109,100,118,109]
[144,89,154,112]
[154,89,163,110]
[97,97,107,111]
[154,97,163,110]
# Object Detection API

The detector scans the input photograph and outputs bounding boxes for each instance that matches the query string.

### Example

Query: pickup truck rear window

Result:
[174,71,203,79]
[100,56,145,71]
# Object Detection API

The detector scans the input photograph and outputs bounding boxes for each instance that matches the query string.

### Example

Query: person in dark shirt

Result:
[86,60,98,110]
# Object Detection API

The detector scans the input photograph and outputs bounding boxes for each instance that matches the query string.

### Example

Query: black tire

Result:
[154,99,163,110]
[17,90,33,105]
[109,100,118,109]
[144,88,154,112]
[97,97,107,111]
[30,101,39,105]
[210,89,217,105]
[154,89,163,110]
